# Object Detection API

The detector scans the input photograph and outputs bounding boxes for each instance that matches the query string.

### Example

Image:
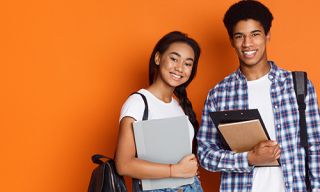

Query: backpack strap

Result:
[131,92,149,121]
[292,71,311,191]
[91,154,111,165]
[292,71,308,147]
[130,92,149,191]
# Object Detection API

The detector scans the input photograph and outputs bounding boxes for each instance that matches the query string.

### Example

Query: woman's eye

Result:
[170,57,177,62]
[185,63,193,67]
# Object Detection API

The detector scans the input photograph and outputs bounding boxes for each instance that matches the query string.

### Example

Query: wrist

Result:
[170,164,177,178]
[247,150,255,166]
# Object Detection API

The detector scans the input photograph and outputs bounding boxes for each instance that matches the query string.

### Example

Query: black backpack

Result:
[88,154,127,192]
[88,92,147,192]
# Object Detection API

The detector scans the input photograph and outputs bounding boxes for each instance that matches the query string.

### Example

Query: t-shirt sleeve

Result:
[119,94,146,122]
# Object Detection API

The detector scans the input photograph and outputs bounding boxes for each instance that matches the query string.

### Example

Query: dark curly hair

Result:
[223,0,273,38]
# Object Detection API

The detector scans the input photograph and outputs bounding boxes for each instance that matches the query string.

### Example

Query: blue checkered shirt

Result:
[197,62,320,191]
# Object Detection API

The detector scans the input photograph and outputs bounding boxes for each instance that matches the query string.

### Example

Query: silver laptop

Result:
[132,115,194,190]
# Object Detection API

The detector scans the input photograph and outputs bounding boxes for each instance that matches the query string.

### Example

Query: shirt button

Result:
[277,124,281,128]
[282,163,286,167]
[274,105,278,109]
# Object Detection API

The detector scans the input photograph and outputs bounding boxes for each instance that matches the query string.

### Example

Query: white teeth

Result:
[171,73,182,79]
[243,50,256,55]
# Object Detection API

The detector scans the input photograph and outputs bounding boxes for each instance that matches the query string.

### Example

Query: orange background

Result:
[2,0,320,191]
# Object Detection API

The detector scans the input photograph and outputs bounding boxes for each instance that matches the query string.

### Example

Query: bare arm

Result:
[115,116,198,179]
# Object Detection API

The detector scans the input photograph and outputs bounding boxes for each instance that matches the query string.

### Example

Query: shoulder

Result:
[119,90,147,121]
[203,72,238,111]
[123,92,146,108]
[208,71,238,97]
[272,63,291,82]
[270,63,317,96]
[268,62,293,91]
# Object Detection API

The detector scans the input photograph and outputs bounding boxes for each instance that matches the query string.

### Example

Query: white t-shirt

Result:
[247,73,285,192]
[119,89,194,148]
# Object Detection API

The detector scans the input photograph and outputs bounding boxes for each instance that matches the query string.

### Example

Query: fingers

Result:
[182,154,196,162]
[180,154,197,165]
[251,140,281,164]
[179,154,200,178]
[195,161,199,169]
[271,142,281,157]
[273,146,281,159]
[186,154,196,159]
[259,140,278,147]
[175,155,200,178]
[266,143,280,161]
[273,144,280,153]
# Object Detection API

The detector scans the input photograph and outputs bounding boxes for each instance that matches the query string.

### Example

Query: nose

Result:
[174,61,183,72]
[242,35,253,47]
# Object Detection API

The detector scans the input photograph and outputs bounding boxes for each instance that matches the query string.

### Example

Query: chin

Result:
[168,79,188,87]
[240,59,259,67]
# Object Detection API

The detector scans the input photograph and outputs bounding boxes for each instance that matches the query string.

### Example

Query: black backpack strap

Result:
[292,71,308,147]
[292,71,311,192]
[131,92,148,121]
[130,92,149,191]
[91,154,111,165]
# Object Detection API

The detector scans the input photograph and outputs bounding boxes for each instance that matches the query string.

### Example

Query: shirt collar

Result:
[235,61,279,82]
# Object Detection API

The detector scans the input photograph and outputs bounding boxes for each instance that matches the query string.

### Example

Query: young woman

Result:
[115,31,202,192]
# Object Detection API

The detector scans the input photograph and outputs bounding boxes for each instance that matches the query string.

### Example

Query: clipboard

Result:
[209,109,280,167]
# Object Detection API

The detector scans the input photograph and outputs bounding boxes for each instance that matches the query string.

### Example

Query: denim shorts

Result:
[133,176,203,192]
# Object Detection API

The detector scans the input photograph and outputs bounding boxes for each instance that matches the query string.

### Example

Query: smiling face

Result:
[231,19,270,69]
[154,42,195,89]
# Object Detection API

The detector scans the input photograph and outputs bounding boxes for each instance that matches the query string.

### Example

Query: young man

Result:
[197,0,320,191]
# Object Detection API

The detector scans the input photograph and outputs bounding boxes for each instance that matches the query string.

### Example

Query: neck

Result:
[146,81,174,103]
[240,60,270,81]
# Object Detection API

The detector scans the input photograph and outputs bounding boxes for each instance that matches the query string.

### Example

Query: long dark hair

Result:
[149,31,201,143]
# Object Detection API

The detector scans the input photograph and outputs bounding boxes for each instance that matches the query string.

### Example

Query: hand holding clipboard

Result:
[209,109,280,167]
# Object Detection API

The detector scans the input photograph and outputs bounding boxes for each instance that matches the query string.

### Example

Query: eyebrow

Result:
[170,52,194,62]
[251,30,262,33]
[233,29,263,36]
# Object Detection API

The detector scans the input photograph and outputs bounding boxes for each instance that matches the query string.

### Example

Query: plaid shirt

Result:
[197,62,320,191]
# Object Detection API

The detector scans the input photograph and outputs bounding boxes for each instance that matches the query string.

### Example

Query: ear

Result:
[266,31,271,42]
[230,37,235,48]
[154,52,160,65]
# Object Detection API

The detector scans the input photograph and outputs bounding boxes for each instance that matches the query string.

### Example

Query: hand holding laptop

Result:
[171,154,198,178]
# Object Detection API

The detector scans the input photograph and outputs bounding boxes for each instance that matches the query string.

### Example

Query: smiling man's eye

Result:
[234,34,243,39]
